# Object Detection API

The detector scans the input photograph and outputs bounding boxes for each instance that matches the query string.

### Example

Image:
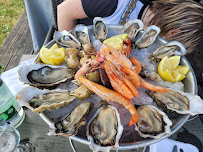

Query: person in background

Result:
[57,0,203,53]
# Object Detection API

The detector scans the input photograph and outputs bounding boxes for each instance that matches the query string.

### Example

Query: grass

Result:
[0,0,24,46]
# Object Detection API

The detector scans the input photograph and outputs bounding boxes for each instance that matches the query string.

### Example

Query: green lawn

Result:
[0,0,24,46]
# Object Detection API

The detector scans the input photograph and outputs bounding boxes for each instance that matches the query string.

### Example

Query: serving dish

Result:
[35,25,197,150]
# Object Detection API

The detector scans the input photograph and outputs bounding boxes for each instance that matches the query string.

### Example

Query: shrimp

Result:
[130,57,142,74]
[121,75,139,96]
[121,67,140,89]
[79,77,139,126]
[74,51,105,80]
[139,77,169,92]
[104,64,134,100]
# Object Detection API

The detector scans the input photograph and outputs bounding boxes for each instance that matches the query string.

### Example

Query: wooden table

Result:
[1,12,203,152]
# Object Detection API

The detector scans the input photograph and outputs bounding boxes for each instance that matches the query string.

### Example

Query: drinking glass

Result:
[0,116,20,152]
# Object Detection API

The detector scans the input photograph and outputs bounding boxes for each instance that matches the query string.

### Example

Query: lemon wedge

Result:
[39,44,65,65]
[103,37,123,49]
[158,56,190,82]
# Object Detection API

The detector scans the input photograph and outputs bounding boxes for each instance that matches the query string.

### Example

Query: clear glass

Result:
[0,116,20,152]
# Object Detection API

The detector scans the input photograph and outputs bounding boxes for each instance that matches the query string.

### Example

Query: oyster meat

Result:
[148,41,187,61]
[87,102,123,152]
[73,24,90,44]
[54,30,81,48]
[51,102,93,137]
[146,90,203,116]
[93,17,108,41]
[135,105,172,139]
[135,25,160,49]
[16,87,75,113]
[18,64,75,88]
[122,19,143,41]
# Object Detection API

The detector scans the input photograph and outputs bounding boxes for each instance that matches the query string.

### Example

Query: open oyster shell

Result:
[135,105,172,139]
[122,19,143,41]
[16,87,75,113]
[146,90,203,116]
[54,30,81,48]
[148,41,186,61]
[93,17,108,41]
[18,64,75,88]
[73,24,90,44]
[135,25,160,49]
[48,102,93,137]
[87,102,123,152]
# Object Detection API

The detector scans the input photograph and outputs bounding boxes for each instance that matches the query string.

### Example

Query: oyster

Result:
[50,102,93,137]
[122,19,143,41]
[135,105,172,139]
[18,64,75,88]
[65,55,80,69]
[66,48,80,56]
[16,87,75,113]
[70,85,91,100]
[54,30,81,48]
[135,25,160,49]
[148,41,187,61]
[87,102,123,152]
[73,24,90,44]
[140,70,162,81]
[82,43,97,55]
[93,17,108,41]
[146,90,203,116]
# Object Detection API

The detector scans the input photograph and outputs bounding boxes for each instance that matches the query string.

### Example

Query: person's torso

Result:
[77,0,150,26]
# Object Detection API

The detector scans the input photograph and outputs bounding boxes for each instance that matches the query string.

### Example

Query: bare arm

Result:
[57,0,88,31]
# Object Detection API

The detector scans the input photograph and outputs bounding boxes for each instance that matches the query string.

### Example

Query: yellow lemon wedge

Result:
[111,34,128,41]
[103,37,123,49]
[39,44,65,65]
[158,56,190,82]
[50,43,59,50]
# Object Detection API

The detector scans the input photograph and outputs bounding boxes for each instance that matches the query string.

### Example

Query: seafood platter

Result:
[16,17,203,151]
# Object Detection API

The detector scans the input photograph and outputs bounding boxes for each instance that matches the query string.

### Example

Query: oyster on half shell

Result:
[16,87,75,113]
[122,19,143,41]
[135,105,172,139]
[93,17,108,41]
[18,64,75,88]
[49,102,93,137]
[135,25,160,49]
[87,102,123,152]
[146,90,203,116]
[73,24,90,44]
[148,41,186,61]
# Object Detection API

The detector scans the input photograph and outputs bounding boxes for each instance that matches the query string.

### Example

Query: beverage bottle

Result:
[0,77,25,128]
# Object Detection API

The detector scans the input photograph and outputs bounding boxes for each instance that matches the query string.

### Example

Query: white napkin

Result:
[150,138,199,152]
[1,59,34,96]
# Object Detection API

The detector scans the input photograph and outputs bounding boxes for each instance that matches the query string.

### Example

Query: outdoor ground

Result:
[0,0,23,46]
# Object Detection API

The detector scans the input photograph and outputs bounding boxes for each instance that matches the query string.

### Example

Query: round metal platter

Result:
[39,25,198,150]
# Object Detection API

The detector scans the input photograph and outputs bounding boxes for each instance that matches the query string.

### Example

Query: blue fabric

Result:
[24,0,55,52]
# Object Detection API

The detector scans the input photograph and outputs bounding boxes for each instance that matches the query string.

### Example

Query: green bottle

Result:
[0,77,25,128]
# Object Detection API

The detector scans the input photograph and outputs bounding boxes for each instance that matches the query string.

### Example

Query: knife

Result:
[172,145,178,152]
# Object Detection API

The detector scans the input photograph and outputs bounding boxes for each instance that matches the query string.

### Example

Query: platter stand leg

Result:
[69,138,77,152]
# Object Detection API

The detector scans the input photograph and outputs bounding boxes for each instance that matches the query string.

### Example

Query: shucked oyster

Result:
[49,102,93,137]
[18,64,75,88]
[93,17,108,41]
[87,102,123,152]
[73,24,90,44]
[16,87,75,113]
[148,41,187,61]
[122,19,143,41]
[146,90,203,116]
[54,30,81,48]
[135,105,172,139]
[135,25,160,49]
